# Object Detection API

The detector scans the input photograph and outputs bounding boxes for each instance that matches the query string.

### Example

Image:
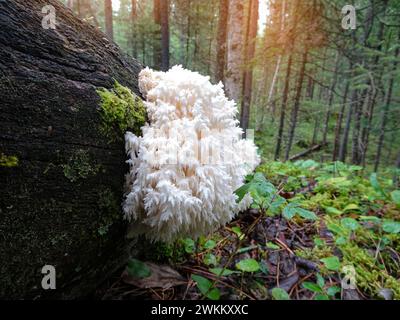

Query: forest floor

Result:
[95,161,400,300]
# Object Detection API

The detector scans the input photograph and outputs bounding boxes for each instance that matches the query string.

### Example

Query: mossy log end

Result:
[0,0,143,299]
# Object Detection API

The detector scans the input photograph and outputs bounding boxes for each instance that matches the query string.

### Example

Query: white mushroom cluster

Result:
[124,66,260,242]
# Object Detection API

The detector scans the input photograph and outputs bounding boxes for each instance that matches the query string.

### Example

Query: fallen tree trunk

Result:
[0,0,143,299]
[289,144,327,161]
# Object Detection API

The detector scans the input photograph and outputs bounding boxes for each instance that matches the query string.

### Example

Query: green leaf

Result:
[266,242,280,250]
[297,207,318,220]
[382,220,400,234]
[316,273,325,289]
[314,237,325,247]
[203,253,217,266]
[302,282,323,293]
[191,275,220,300]
[234,184,251,203]
[327,222,345,235]
[269,196,287,215]
[231,226,245,240]
[325,207,342,215]
[236,259,260,272]
[127,259,151,278]
[391,190,400,207]
[359,216,381,223]
[320,256,341,271]
[335,236,347,245]
[235,173,276,203]
[370,173,388,198]
[327,286,341,297]
[204,239,216,250]
[260,260,269,275]
[236,245,258,254]
[343,203,359,212]
[271,287,290,300]
[182,238,195,253]
[282,203,297,220]
[209,268,237,276]
[315,294,329,300]
[341,218,360,231]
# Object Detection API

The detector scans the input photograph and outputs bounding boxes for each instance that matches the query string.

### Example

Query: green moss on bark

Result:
[97,81,146,142]
[0,153,19,167]
[62,149,100,183]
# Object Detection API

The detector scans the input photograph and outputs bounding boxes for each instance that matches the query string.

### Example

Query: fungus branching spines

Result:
[124,66,260,242]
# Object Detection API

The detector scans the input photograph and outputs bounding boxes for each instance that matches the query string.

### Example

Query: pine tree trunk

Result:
[360,11,387,167]
[0,0,143,299]
[274,54,293,161]
[160,0,170,71]
[333,71,351,161]
[339,90,357,162]
[225,0,244,102]
[374,42,399,172]
[131,0,138,58]
[215,0,229,83]
[104,0,113,41]
[285,50,308,160]
[240,0,259,132]
[153,0,162,69]
[322,52,340,145]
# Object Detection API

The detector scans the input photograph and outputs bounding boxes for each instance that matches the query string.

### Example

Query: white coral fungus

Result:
[124,65,260,242]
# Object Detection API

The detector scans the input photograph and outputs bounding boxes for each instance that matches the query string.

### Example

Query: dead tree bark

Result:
[289,143,326,161]
[0,0,143,299]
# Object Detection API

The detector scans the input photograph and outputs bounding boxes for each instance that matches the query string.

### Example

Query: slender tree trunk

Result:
[186,0,191,68]
[351,92,364,164]
[333,71,350,161]
[285,50,308,160]
[394,151,400,188]
[374,42,399,171]
[257,0,286,131]
[274,54,293,160]
[153,0,162,69]
[312,49,328,145]
[360,10,387,167]
[67,0,74,9]
[131,0,137,58]
[240,0,259,132]
[160,0,170,71]
[339,90,357,162]
[193,2,200,69]
[225,0,244,102]
[257,55,282,131]
[104,0,113,41]
[322,52,340,145]
[215,0,229,83]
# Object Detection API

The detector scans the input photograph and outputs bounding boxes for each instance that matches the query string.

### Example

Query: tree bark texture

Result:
[215,0,229,83]
[0,0,143,299]
[225,0,244,102]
